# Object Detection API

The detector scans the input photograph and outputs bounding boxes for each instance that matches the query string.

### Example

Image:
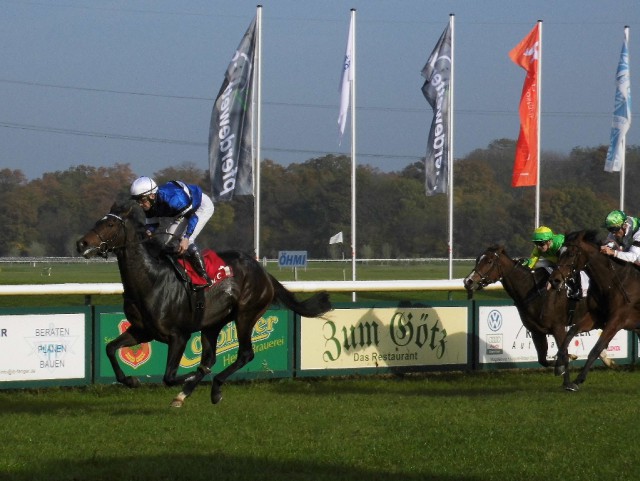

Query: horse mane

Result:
[110,200,168,255]
[565,229,601,247]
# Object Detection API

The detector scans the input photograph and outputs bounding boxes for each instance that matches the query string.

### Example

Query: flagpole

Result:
[535,20,542,228]
[350,8,357,302]
[620,25,629,212]
[254,5,263,260]
[447,14,455,280]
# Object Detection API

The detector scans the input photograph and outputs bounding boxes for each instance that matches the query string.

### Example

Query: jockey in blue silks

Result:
[130,176,215,288]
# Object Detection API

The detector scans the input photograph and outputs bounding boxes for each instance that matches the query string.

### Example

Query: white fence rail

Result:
[0,279,503,296]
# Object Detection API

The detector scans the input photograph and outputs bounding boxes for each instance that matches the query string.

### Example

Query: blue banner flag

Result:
[605,28,631,173]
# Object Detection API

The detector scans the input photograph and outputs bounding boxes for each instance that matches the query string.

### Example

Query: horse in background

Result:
[463,245,612,371]
[76,201,332,407]
[549,230,640,391]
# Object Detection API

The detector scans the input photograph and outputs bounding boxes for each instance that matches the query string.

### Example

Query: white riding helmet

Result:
[130,176,158,199]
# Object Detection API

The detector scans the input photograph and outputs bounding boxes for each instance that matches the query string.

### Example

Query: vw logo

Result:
[487,310,503,332]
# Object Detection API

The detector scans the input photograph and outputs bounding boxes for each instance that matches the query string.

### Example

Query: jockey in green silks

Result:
[523,226,564,269]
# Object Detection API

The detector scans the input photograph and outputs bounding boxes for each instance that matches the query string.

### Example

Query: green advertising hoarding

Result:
[94,307,292,384]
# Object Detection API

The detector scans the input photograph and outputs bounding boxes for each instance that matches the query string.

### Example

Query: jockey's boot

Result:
[187,244,213,289]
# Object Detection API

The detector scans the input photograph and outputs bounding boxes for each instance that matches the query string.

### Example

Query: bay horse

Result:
[549,230,640,391]
[76,201,332,407]
[463,245,612,370]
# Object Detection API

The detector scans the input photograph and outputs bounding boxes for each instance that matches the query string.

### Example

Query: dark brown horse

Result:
[463,245,612,371]
[76,201,332,407]
[549,230,640,391]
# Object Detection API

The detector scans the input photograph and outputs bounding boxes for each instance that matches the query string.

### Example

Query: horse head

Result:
[463,245,511,294]
[76,201,143,258]
[548,230,599,291]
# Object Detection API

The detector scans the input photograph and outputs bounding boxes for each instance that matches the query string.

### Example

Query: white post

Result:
[254,5,263,259]
[350,9,357,302]
[448,14,455,280]
[535,20,542,227]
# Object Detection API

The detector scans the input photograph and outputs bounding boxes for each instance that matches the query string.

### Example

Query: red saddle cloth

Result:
[177,249,233,286]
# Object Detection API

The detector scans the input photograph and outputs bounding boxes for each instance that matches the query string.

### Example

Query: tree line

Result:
[1,138,638,260]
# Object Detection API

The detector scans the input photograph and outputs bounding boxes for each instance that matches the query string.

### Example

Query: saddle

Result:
[166,249,233,288]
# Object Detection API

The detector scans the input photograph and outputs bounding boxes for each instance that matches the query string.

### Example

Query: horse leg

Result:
[161,334,190,387]
[106,327,153,388]
[573,325,621,387]
[171,327,220,408]
[598,349,615,368]
[530,331,551,368]
[554,321,584,389]
[210,314,262,404]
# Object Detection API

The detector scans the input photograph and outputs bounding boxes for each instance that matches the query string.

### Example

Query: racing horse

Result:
[549,230,640,391]
[463,245,612,370]
[76,201,332,407]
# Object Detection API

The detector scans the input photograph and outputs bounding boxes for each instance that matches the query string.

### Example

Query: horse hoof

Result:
[170,392,187,408]
[564,383,579,392]
[211,393,223,404]
[211,391,223,404]
[123,376,141,388]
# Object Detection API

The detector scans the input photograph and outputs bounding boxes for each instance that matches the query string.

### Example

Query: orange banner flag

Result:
[509,24,540,187]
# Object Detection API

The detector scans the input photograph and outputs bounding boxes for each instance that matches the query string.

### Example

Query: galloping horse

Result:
[76,201,332,406]
[549,230,640,391]
[463,245,612,370]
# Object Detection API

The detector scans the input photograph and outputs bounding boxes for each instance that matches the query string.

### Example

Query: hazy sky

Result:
[1,0,638,180]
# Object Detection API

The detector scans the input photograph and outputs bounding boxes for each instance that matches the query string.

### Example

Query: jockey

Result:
[524,226,564,269]
[130,176,215,288]
[601,209,640,264]
[524,226,587,299]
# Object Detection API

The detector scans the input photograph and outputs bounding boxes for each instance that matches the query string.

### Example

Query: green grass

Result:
[0,260,507,306]
[0,368,637,481]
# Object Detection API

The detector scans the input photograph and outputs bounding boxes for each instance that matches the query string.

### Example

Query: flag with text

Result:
[604,28,631,172]
[421,22,452,196]
[209,17,256,201]
[509,23,540,187]
[338,14,354,145]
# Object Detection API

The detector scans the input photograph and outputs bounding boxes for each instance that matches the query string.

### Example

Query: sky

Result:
[1,0,638,181]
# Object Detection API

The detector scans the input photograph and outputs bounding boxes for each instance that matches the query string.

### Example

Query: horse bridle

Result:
[553,244,584,289]
[90,213,126,257]
[471,250,514,287]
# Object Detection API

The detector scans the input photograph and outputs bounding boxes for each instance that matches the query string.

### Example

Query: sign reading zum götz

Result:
[298,303,471,374]
[94,307,292,383]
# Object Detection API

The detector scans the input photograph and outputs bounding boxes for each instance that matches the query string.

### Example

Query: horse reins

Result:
[473,250,519,287]
[90,213,126,256]
[559,243,631,304]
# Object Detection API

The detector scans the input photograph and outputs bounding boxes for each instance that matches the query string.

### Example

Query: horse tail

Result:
[269,274,332,317]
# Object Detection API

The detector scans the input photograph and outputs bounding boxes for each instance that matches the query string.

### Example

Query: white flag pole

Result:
[350,9,357,302]
[448,14,455,280]
[535,20,542,228]
[254,5,263,260]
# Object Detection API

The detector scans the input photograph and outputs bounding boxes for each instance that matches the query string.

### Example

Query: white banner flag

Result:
[605,28,631,173]
[329,232,344,244]
[337,14,354,145]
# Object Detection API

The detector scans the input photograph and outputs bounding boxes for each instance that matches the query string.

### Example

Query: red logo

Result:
[117,320,152,368]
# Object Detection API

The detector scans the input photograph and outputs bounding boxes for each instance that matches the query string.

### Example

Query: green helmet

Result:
[604,209,626,229]
[531,226,554,242]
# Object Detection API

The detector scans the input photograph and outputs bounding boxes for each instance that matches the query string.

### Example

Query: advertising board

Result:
[94,307,293,383]
[0,307,91,388]
[298,302,471,375]
[475,301,631,368]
